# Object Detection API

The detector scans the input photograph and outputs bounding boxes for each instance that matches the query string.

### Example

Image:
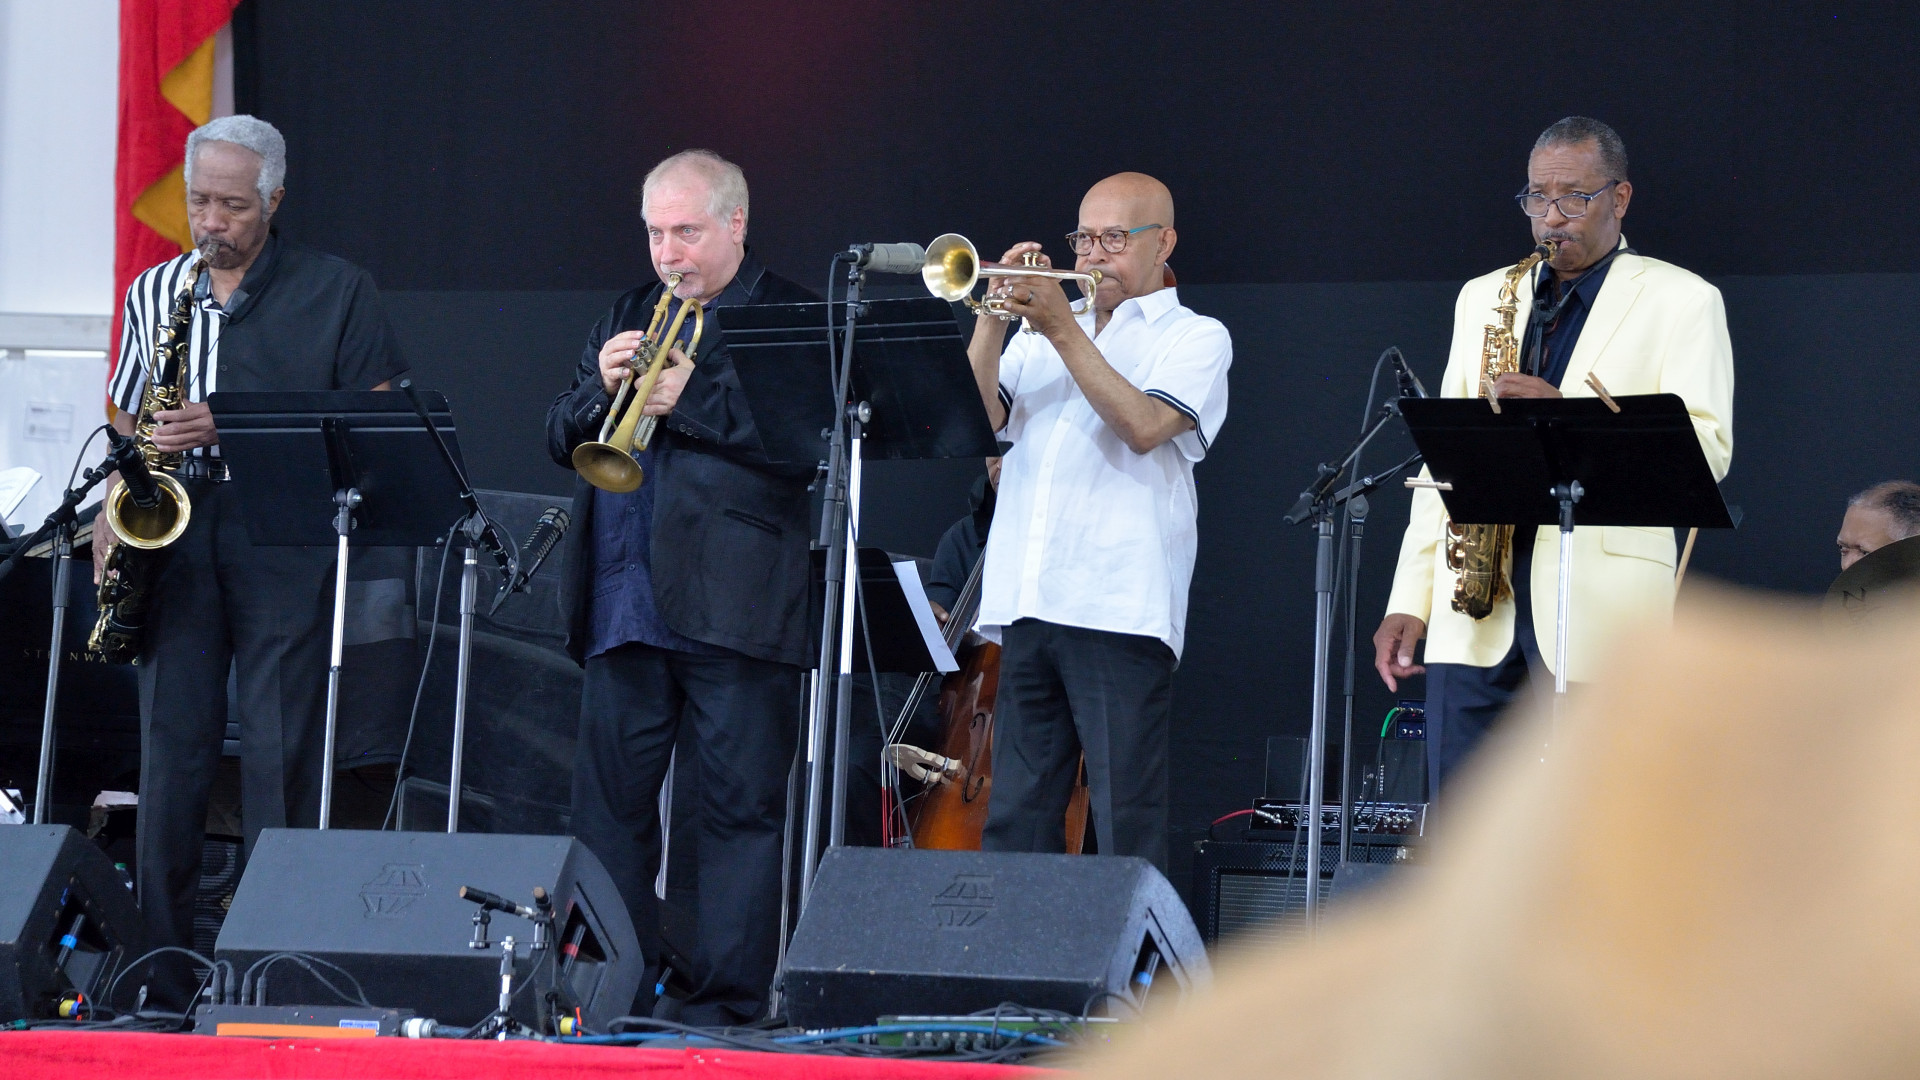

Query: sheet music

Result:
[892,559,959,673]
[0,467,41,528]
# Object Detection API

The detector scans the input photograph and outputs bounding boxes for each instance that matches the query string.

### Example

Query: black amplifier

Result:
[1191,834,1421,948]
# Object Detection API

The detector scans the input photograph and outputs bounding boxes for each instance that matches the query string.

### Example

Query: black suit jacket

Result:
[545,257,819,667]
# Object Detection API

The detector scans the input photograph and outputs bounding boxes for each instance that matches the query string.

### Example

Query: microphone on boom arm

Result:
[489,506,570,615]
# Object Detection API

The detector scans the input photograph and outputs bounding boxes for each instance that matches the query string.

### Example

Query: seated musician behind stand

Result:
[924,457,999,624]
[1837,481,1920,571]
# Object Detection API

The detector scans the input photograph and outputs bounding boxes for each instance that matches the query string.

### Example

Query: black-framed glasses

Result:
[1515,179,1618,219]
[1064,223,1164,255]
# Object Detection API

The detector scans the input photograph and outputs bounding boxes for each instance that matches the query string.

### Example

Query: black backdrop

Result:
[233,2,1920,889]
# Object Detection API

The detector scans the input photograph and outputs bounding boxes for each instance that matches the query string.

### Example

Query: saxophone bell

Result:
[103,472,192,549]
[102,428,191,549]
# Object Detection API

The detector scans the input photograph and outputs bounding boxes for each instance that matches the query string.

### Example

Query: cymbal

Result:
[1824,534,1920,627]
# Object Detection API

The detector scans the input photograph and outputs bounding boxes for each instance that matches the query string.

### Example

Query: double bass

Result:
[885,548,1090,852]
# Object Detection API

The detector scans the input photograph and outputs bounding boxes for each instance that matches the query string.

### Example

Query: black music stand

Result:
[809,547,959,675]
[715,294,996,892]
[1398,393,1735,700]
[208,390,477,829]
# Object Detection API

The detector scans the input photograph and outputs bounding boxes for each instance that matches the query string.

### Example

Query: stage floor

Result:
[0,1030,1048,1078]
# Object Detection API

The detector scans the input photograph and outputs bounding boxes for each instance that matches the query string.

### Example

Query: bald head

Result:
[1082,172,1175,228]
[1074,172,1179,318]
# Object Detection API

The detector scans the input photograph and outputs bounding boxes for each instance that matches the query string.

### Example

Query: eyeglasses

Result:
[1515,179,1619,219]
[1064,224,1164,255]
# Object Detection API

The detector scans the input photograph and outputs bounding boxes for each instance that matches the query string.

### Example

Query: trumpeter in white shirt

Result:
[966,172,1231,870]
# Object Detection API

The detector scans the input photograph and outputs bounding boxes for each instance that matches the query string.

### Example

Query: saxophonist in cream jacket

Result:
[1375,118,1734,791]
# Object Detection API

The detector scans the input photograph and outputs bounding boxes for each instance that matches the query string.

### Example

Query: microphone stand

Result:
[800,250,869,902]
[1282,398,1420,930]
[397,381,515,832]
[0,441,134,824]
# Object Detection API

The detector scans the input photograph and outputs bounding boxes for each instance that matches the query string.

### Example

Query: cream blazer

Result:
[1384,241,1735,680]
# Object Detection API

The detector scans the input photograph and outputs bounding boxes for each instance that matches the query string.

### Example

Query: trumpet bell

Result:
[105,472,191,550]
[922,233,979,302]
[571,440,645,493]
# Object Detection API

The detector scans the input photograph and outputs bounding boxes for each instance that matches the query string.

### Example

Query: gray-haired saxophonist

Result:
[101,115,405,1005]
[1373,117,1734,799]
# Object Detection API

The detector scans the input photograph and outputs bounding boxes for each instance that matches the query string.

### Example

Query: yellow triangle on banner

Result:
[132,164,195,253]
[161,34,216,126]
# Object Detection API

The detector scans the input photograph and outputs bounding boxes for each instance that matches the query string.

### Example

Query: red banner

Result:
[112,0,237,389]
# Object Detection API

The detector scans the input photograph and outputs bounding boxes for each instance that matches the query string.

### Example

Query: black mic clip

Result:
[1282,462,1340,526]
[1387,347,1428,401]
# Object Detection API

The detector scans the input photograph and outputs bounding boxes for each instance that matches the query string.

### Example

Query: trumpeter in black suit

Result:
[544,150,816,1025]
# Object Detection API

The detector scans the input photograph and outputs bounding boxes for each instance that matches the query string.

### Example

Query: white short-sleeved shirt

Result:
[976,286,1231,659]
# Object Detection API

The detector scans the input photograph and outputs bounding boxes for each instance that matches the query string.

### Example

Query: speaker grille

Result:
[1214,871,1332,948]
[1193,838,1418,946]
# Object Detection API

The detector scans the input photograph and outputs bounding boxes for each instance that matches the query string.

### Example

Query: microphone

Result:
[848,242,927,275]
[1390,349,1429,400]
[459,885,536,920]
[106,429,163,509]
[514,507,569,590]
[489,506,569,614]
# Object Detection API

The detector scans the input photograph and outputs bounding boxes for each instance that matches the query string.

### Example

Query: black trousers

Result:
[135,479,335,993]
[1423,544,1549,798]
[979,619,1175,871]
[570,642,798,1026]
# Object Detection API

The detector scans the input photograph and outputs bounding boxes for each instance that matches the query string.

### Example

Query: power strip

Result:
[191,1004,415,1038]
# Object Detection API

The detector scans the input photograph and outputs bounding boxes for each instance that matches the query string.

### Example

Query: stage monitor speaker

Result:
[0,825,150,1021]
[214,829,640,1031]
[781,848,1211,1029]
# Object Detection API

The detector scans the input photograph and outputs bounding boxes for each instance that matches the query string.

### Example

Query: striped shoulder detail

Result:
[1143,389,1207,452]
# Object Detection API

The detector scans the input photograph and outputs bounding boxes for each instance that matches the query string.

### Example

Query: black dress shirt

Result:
[110,233,408,459]
[1525,253,1616,389]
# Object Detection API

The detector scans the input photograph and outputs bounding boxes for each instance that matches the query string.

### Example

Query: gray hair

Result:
[641,149,749,229]
[1849,481,1920,541]
[184,115,287,204]
[1533,116,1630,182]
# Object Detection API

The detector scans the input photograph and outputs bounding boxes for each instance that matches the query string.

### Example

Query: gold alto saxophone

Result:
[89,256,207,663]
[1445,238,1558,620]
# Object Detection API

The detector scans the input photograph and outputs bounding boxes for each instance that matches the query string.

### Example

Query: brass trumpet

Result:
[571,272,704,493]
[921,233,1102,334]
